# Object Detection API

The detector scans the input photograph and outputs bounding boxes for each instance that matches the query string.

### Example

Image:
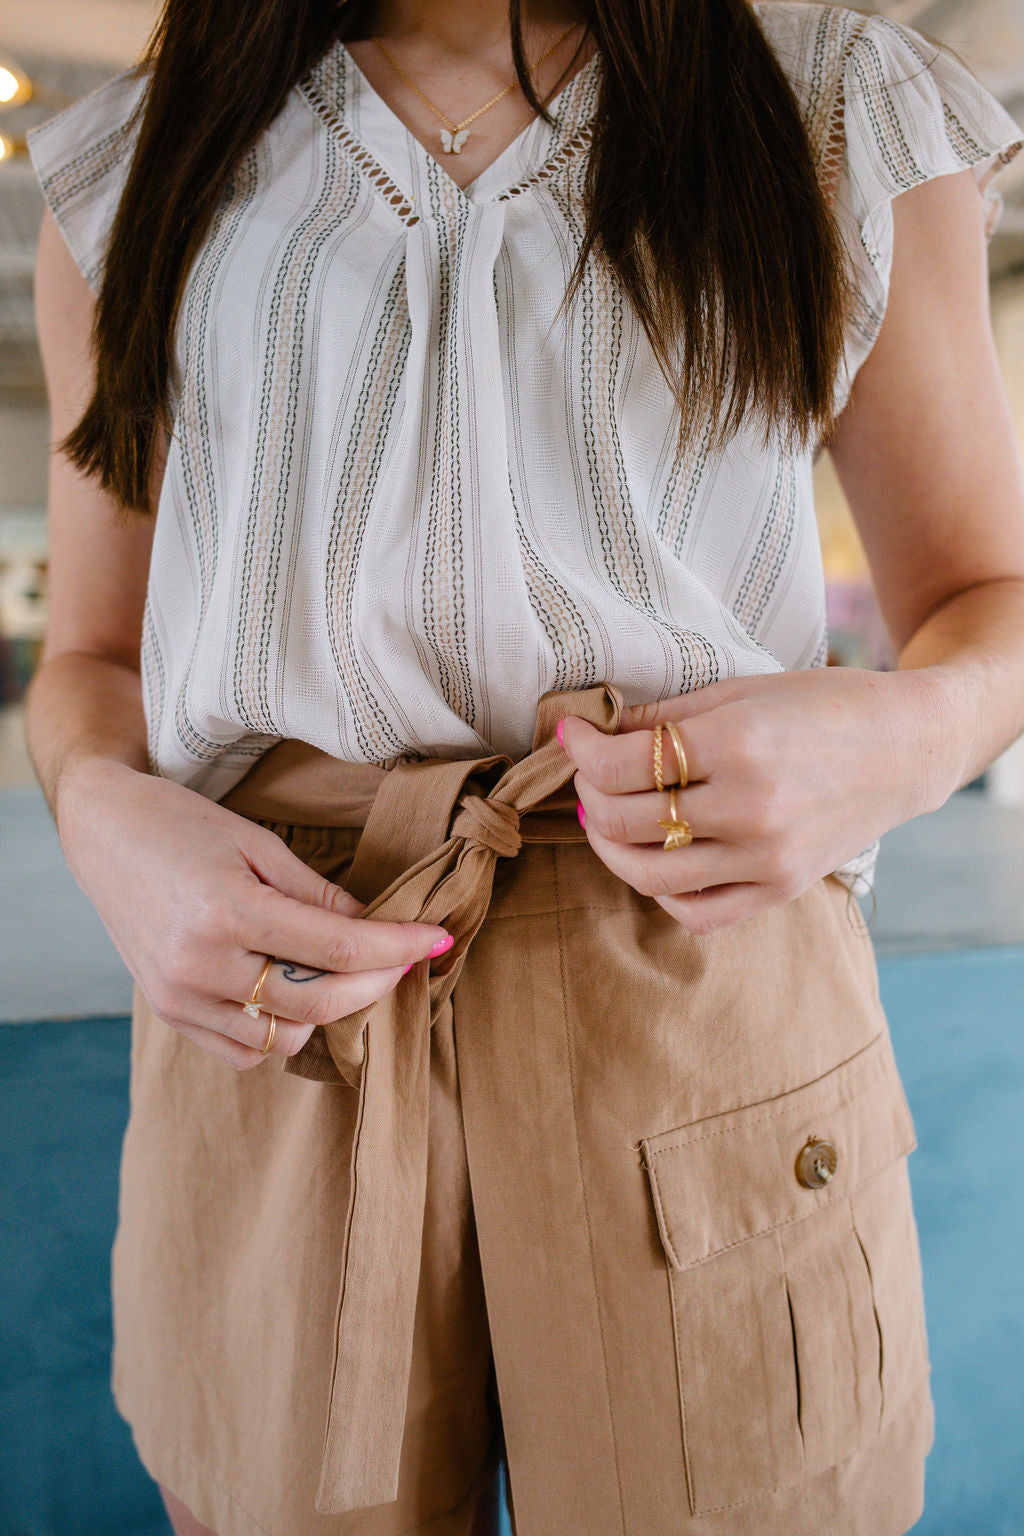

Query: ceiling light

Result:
[0,57,32,108]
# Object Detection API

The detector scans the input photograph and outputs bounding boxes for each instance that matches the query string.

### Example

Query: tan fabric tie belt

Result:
[225,683,625,1513]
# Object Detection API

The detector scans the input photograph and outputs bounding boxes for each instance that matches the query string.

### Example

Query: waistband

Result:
[220,682,626,1515]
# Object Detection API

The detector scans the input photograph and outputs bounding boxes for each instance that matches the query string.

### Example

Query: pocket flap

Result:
[641,1032,915,1271]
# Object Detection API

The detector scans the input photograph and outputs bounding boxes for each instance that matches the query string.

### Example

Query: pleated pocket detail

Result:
[640,1029,928,1514]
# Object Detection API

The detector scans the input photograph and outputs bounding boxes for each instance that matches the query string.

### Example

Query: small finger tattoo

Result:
[278,962,328,985]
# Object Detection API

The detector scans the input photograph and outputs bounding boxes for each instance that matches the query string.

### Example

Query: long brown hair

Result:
[62,0,851,514]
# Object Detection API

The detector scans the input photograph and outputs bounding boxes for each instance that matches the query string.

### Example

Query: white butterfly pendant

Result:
[440,128,470,155]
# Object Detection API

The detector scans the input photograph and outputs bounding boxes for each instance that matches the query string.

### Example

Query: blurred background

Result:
[0,3,1022,1535]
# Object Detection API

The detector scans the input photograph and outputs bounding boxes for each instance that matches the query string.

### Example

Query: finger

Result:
[581,819,744,898]
[617,676,782,732]
[227,957,419,1032]
[560,716,711,796]
[160,953,417,1052]
[243,823,368,916]
[244,885,451,977]
[153,987,316,1056]
[217,1003,316,1057]
[161,1015,269,1072]
[576,779,729,847]
[652,882,787,935]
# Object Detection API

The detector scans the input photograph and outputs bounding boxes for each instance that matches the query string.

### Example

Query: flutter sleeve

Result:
[832,10,1023,399]
[27,69,148,296]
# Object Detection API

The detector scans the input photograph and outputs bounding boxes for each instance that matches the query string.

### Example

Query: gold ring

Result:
[663,721,689,789]
[657,785,693,850]
[652,724,666,792]
[260,1014,277,1055]
[241,955,274,1020]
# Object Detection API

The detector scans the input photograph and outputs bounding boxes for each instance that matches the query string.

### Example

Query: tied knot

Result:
[451,793,522,859]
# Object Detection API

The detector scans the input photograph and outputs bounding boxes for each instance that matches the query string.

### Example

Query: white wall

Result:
[0,0,158,67]
[0,401,48,514]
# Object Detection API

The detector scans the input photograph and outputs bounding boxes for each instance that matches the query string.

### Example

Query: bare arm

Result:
[28,209,450,1065]
[562,168,1024,930]
[828,166,1024,800]
[27,208,156,820]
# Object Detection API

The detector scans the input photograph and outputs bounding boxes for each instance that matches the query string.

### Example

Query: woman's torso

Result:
[27,2,1022,799]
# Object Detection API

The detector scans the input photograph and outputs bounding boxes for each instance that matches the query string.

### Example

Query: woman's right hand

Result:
[33,210,449,1070]
[56,756,452,1069]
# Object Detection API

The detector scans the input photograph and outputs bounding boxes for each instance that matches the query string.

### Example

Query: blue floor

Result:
[876,950,1024,1536]
[0,1019,170,1536]
[2,949,1023,1535]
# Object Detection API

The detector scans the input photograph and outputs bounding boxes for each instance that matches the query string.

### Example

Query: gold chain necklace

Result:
[373,23,580,154]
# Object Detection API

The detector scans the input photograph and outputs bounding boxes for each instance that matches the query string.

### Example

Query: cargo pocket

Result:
[640,1030,928,1515]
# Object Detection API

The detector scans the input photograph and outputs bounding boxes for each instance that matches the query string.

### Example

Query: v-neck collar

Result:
[301,39,603,219]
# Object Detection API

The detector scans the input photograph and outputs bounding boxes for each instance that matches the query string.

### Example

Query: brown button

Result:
[796,1136,838,1190]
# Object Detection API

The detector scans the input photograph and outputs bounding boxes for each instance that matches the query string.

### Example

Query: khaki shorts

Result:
[111,691,933,1536]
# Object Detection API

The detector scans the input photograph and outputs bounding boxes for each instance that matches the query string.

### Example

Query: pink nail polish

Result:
[402,963,413,974]
[556,719,565,746]
[428,934,455,958]
[577,800,586,828]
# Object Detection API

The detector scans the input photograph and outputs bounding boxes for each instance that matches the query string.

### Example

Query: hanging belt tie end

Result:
[313,686,627,1514]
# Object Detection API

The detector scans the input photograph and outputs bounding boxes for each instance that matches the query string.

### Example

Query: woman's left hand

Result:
[560,666,953,933]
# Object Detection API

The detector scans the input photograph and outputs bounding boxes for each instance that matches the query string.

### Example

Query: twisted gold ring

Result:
[653,724,666,793]
[259,1014,278,1056]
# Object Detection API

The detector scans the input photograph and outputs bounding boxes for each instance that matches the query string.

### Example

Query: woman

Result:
[25,0,1024,1532]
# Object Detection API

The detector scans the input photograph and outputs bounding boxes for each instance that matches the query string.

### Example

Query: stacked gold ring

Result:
[240,957,279,1057]
[653,723,694,849]
[664,721,689,790]
[241,956,274,1020]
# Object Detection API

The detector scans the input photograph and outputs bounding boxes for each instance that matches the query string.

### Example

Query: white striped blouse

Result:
[29,3,1023,815]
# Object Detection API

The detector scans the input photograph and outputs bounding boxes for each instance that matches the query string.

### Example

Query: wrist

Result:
[53,752,150,864]
[888,663,971,817]
[24,653,151,824]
